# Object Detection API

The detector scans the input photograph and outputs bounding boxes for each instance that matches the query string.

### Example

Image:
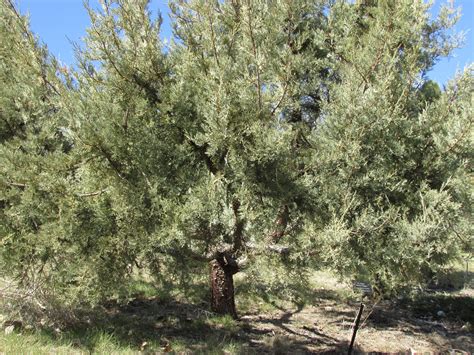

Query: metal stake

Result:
[348,302,364,355]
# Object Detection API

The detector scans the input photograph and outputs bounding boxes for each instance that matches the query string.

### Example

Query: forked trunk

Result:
[209,251,239,319]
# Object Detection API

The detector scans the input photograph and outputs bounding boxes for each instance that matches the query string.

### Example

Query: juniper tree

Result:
[59,0,174,300]
[1,0,472,320]
[163,0,336,315]
[307,0,473,293]
[0,0,72,301]
[67,0,330,316]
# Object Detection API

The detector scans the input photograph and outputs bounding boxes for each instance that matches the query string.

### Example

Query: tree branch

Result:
[7,182,28,189]
[6,0,61,97]
[246,0,262,111]
[78,188,108,197]
[188,139,219,175]
[232,199,246,253]
[269,204,289,243]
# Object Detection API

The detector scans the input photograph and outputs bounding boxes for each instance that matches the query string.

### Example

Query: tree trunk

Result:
[209,251,239,319]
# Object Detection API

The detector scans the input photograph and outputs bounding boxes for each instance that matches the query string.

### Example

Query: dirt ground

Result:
[84,286,473,354]
[2,271,473,354]
[237,292,474,354]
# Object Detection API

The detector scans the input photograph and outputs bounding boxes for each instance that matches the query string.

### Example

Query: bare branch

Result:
[7,182,28,189]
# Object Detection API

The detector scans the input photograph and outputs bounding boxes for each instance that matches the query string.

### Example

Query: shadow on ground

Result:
[28,295,362,354]
[15,278,474,354]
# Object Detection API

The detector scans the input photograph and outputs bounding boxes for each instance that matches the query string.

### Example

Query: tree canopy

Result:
[0,0,472,318]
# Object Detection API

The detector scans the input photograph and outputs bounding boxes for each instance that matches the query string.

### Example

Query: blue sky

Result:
[17,0,473,86]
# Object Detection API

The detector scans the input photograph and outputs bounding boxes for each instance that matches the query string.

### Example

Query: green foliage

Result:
[0,0,78,303]
[0,0,472,315]
[305,0,473,292]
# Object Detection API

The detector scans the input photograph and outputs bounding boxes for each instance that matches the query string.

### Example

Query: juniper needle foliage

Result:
[0,0,472,314]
